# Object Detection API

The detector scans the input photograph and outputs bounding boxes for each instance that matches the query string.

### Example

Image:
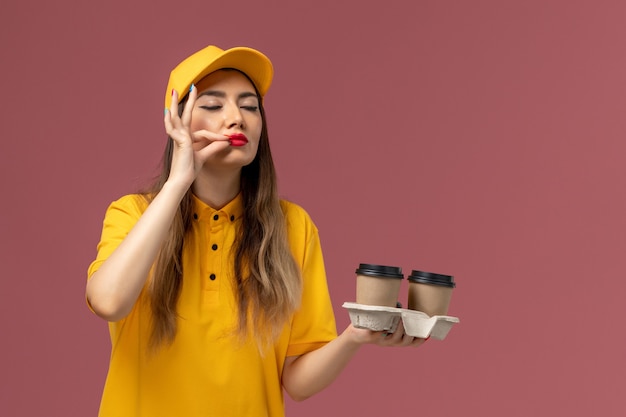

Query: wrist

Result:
[161,178,192,198]
[340,324,369,349]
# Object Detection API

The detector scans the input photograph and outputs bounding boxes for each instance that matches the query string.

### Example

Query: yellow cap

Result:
[164,45,274,109]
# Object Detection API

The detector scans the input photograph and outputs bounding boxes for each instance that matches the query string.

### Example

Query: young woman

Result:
[86,45,425,417]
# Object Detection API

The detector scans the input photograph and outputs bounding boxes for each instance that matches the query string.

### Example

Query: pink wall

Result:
[2,0,625,415]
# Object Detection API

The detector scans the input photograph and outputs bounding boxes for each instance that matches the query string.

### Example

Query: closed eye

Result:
[241,106,258,112]
[200,105,222,111]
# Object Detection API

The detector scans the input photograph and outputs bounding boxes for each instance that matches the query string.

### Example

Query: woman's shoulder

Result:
[280,199,311,219]
[280,199,318,232]
[105,193,151,215]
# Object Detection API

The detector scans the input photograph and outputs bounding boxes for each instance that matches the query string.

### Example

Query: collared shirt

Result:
[88,193,337,417]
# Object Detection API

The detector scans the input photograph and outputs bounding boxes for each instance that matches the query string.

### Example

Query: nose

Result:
[224,102,244,129]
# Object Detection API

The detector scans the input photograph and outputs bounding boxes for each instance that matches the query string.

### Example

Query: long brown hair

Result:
[142,70,302,349]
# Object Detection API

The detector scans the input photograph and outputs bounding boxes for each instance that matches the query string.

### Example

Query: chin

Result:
[222,153,256,168]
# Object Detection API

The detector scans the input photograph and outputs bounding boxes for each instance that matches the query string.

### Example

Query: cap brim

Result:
[165,46,273,109]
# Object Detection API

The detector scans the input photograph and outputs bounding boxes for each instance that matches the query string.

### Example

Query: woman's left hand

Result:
[345,321,428,348]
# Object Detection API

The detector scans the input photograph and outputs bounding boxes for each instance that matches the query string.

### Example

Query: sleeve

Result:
[283,202,338,357]
[87,194,148,280]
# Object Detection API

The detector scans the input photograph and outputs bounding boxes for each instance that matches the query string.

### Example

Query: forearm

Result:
[282,325,363,401]
[282,321,426,401]
[86,181,188,321]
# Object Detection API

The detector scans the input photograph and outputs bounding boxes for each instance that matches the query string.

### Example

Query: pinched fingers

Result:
[191,129,230,145]
[191,130,231,165]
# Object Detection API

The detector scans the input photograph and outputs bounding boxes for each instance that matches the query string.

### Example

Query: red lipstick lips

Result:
[227,133,248,147]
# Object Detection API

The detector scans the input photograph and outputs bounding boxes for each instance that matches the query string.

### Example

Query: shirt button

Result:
[230,215,235,221]
[213,214,219,221]
[212,244,218,251]
[209,274,216,280]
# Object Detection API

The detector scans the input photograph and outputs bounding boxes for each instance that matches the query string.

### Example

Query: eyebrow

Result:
[197,90,258,100]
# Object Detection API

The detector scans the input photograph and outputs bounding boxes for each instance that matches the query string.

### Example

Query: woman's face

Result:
[190,69,263,168]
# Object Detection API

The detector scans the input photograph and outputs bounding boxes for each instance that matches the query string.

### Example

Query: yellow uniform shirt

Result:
[88,194,337,417]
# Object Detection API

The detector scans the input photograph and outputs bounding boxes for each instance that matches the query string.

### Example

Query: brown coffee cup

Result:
[355,264,404,307]
[407,270,455,316]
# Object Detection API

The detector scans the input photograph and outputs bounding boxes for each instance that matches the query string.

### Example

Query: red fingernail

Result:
[171,89,176,96]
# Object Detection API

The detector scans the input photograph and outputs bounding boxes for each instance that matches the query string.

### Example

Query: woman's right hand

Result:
[163,86,230,188]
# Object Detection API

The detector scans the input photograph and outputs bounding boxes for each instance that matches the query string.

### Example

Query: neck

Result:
[192,167,242,209]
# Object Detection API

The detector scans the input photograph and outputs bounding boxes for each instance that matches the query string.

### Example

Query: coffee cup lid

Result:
[355,264,404,279]
[407,270,456,288]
